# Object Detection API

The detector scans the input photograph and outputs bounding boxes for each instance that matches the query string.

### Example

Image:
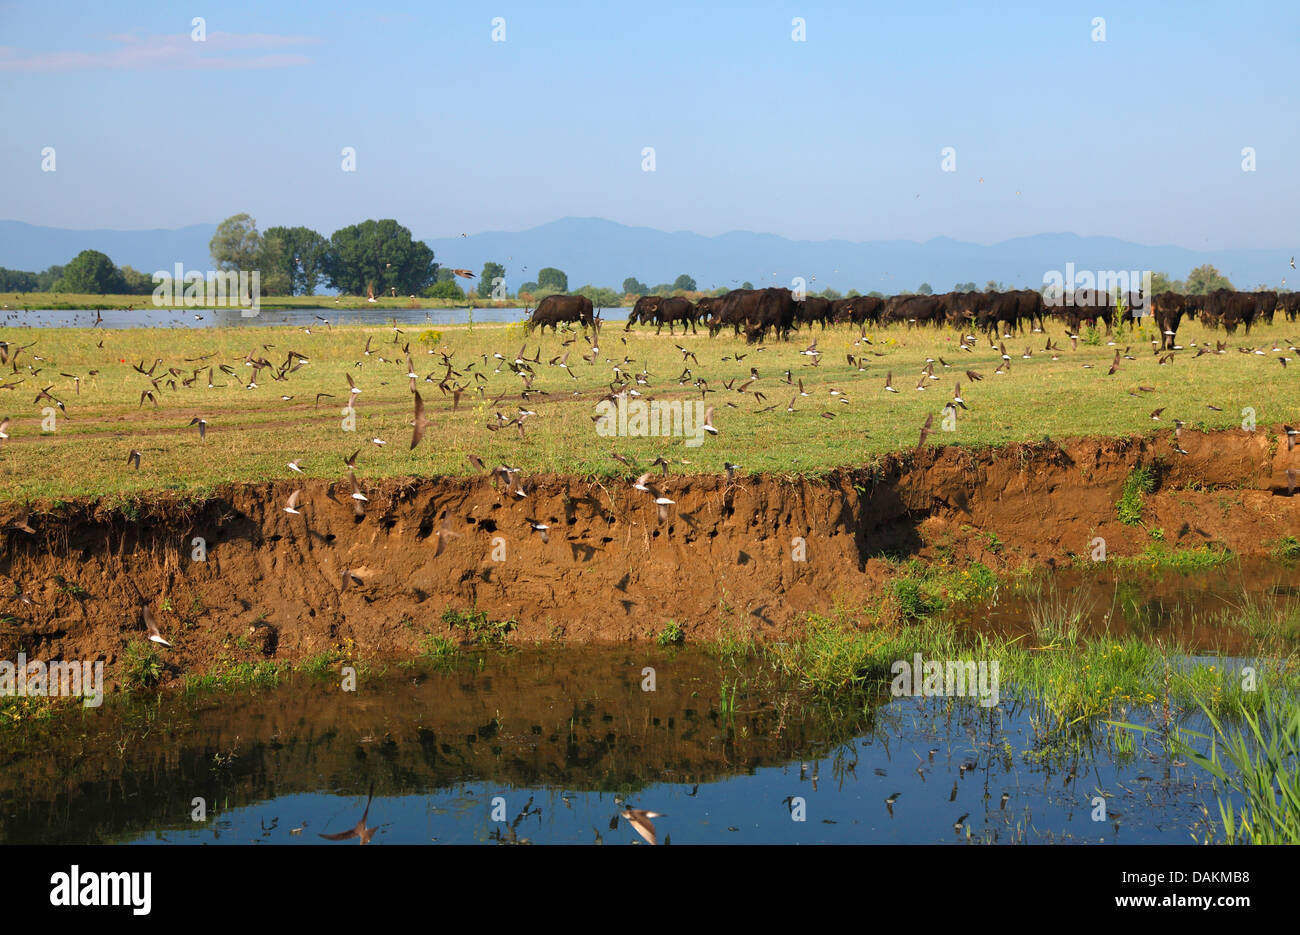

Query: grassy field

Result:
[0,314,1298,502]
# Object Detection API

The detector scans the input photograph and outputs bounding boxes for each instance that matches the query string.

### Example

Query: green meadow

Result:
[0,315,1297,501]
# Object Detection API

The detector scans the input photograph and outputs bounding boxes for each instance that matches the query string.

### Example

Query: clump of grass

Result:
[1269,535,1300,562]
[1028,586,1093,645]
[420,634,458,659]
[1115,543,1233,572]
[1116,465,1156,526]
[656,620,685,647]
[705,626,758,660]
[1223,591,1300,652]
[443,607,515,646]
[1173,684,1300,844]
[183,659,285,692]
[300,649,349,676]
[892,579,935,622]
[121,640,164,690]
[53,576,88,598]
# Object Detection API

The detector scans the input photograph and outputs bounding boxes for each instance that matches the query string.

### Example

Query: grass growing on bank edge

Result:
[768,607,1300,735]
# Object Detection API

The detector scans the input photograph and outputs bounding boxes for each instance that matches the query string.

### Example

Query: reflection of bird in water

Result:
[319,782,378,844]
[620,808,663,846]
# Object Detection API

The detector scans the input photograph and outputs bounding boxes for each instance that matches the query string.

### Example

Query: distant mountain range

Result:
[2,217,1293,294]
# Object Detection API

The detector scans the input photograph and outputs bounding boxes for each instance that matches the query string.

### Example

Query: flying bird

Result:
[410,391,429,449]
[142,603,171,647]
[916,413,934,452]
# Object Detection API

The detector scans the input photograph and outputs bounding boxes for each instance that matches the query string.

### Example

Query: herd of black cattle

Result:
[525,287,1300,347]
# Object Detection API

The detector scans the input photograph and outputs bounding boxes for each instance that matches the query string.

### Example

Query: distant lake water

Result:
[0,307,632,329]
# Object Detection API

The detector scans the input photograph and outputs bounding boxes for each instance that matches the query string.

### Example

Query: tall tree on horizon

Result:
[264,225,328,295]
[209,214,264,273]
[322,219,438,296]
[537,266,568,292]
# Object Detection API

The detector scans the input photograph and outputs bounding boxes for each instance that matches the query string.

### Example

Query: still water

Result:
[0,646,1232,845]
[1,307,629,329]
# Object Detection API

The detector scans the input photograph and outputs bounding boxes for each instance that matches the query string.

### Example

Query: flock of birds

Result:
[4,309,1300,653]
[5,304,1298,848]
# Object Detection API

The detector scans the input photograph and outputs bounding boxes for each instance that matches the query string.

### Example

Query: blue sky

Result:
[1,0,1295,249]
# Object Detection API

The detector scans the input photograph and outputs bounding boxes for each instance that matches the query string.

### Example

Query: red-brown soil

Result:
[2,427,1298,686]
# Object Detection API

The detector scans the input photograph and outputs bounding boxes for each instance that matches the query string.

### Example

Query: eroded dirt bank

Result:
[2,427,1298,683]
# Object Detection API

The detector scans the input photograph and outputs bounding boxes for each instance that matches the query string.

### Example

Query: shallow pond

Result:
[0,646,1240,845]
[3,307,627,329]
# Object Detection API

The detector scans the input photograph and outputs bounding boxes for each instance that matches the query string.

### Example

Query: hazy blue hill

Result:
[0,220,216,276]
[3,217,1291,294]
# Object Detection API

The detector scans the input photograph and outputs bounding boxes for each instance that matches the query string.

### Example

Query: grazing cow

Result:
[695,295,723,326]
[1279,292,1300,322]
[706,287,795,341]
[831,295,884,325]
[1203,289,1256,335]
[953,291,1023,335]
[1150,292,1186,350]
[744,287,796,343]
[883,294,945,328]
[949,291,989,331]
[526,294,595,334]
[707,289,756,337]
[625,294,663,330]
[1253,291,1278,327]
[1054,289,1117,335]
[652,296,698,335]
[1183,292,1209,325]
[795,295,833,330]
[1012,289,1047,333]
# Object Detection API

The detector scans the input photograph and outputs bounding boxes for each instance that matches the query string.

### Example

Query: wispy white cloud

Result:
[0,31,319,72]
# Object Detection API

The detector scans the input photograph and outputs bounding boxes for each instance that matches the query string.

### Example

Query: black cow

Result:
[831,295,884,325]
[625,295,663,330]
[1279,292,1300,322]
[1053,289,1117,335]
[795,295,833,330]
[1182,293,1208,325]
[526,294,595,334]
[883,294,945,328]
[1203,289,1256,335]
[653,296,698,335]
[707,289,755,337]
[1149,292,1186,350]
[744,287,796,343]
[1254,291,1278,327]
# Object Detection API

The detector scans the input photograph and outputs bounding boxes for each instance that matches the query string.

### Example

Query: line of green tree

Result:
[0,220,1242,307]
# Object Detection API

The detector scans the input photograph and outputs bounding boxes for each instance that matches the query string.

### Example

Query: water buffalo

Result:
[1051,290,1117,335]
[1253,291,1278,327]
[653,296,699,335]
[1280,292,1300,322]
[625,295,663,330]
[709,287,795,342]
[526,294,595,334]
[1149,292,1186,349]
[883,294,946,328]
[1202,289,1256,334]
[795,295,833,330]
[831,295,884,326]
[707,289,757,338]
